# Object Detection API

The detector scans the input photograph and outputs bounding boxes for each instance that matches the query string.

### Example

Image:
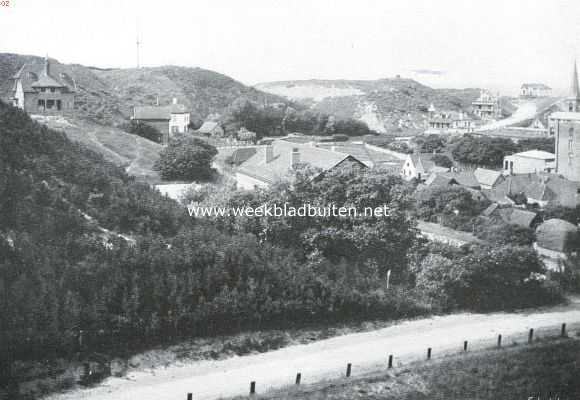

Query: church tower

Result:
[551,60,580,182]
[568,60,580,112]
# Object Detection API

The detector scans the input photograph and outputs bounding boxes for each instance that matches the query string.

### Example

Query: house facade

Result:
[132,98,190,145]
[503,150,556,175]
[10,56,75,115]
[472,90,501,120]
[520,83,552,98]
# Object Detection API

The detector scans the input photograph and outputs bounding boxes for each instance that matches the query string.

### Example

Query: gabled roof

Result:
[228,147,257,166]
[536,219,578,252]
[498,208,537,228]
[197,121,222,134]
[237,140,365,184]
[409,153,435,173]
[441,171,479,188]
[474,168,503,187]
[316,142,401,168]
[133,104,189,120]
[11,59,75,93]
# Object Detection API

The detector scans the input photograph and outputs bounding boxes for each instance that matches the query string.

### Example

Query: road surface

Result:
[46,299,580,400]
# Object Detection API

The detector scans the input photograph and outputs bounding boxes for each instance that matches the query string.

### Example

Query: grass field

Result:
[254,337,580,400]
[31,115,162,183]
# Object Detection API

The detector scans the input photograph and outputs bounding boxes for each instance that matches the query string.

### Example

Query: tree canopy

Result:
[154,136,218,181]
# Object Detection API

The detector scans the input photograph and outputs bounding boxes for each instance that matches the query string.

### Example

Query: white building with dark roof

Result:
[132,98,190,144]
[503,150,556,175]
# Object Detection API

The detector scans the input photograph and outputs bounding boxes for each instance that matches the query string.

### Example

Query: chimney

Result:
[265,145,274,163]
[291,148,300,169]
[172,97,178,105]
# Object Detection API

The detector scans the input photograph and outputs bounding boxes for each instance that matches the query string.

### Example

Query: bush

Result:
[154,137,217,181]
[122,121,162,143]
[431,154,453,168]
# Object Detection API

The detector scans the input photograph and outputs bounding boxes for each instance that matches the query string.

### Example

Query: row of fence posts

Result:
[184,323,569,398]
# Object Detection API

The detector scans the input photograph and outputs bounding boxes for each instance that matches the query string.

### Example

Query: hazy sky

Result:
[1,0,580,94]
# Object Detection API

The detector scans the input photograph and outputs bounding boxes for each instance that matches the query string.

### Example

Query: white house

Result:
[520,83,552,98]
[503,150,556,175]
[401,153,449,181]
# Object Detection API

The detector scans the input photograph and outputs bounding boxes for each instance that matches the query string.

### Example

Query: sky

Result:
[1,0,580,95]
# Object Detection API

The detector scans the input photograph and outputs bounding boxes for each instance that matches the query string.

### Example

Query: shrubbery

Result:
[154,136,217,181]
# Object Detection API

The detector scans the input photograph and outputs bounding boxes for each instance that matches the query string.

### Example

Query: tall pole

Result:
[136,19,140,69]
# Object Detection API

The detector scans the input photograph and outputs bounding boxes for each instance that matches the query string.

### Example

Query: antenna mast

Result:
[136,19,141,69]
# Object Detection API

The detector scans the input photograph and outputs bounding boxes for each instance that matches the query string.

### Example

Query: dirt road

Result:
[46,300,580,400]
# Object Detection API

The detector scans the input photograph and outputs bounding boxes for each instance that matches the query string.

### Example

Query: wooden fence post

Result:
[561,323,567,338]
[497,334,502,348]
[427,347,432,360]
[346,363,352,377]
[388,354,393,369]
[528,328,534,344]
[295,373,301,385]
[250,381,256,395]
[187,394,192,400]
[463,340,468,352]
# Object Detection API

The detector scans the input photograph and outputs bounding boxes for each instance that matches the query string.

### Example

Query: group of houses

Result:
[425,90,502,135]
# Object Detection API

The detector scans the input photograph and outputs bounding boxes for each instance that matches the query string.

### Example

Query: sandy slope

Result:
[46,300,580,400]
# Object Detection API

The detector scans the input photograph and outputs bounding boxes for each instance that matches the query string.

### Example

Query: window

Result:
[41,88,46,92]
[38,99,45,108]
[50,88,56,93]
[46,100,55,109]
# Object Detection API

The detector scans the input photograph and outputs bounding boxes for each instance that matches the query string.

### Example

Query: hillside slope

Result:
[0,53,286,126]
[256,79,482,133]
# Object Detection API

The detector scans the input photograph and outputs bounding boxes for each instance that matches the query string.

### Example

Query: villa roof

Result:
[237,140,365,184]
[12,59,75,93]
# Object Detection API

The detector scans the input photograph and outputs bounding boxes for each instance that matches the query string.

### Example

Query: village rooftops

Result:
[473,168,503,188]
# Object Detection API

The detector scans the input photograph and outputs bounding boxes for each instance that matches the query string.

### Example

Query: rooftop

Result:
[536,218,578,252]
[237,140,364,184]
[133,103,189,120]
[507,150,555,160]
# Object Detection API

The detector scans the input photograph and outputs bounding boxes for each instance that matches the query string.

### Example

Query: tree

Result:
[414,134,446,153]
[431,154,453,168]
[154,137,217,181]
[452,135,518,167]
[122,121,162,143]
[474,221,535,246]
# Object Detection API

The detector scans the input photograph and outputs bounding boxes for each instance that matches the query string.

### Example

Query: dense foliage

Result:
[154,136,218,181]
[451,135,555,168]
[121,120,162,143]
[221,98,375,138]
[452,135,519,167]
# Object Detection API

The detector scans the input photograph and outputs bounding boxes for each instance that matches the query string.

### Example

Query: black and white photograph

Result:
[1,0,580,399]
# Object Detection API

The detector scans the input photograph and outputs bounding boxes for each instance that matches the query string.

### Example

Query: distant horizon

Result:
[1,0,579,97]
